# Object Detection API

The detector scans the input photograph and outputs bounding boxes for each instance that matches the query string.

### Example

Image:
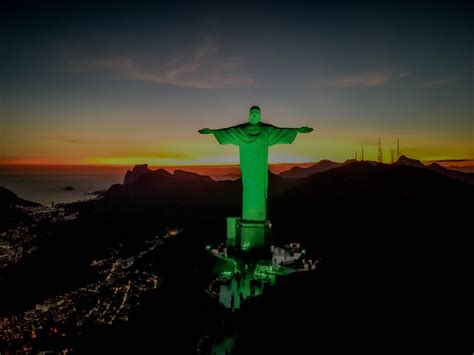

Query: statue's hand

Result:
[298,127,313,133]
[199,128,213,134]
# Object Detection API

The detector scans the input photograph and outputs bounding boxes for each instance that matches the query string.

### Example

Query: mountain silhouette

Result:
[123,164,153,185]
[173,169,214,182]
[0,186,40,232]
[393,154,425,168]
[279,159,376,178]
[279,159,345,178]
[426,162,474,184]
[280,155,474,185]
[393,154,474,184]
[0,186,40,208]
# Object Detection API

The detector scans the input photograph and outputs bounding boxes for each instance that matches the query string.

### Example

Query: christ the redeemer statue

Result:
[199,106,313,223]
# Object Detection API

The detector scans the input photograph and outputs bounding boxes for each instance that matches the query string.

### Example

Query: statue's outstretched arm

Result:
[297,127,313,133]
[268,125,313,145]
[267,124,313,134]
[198,128,214,134]
[198,124,243,134]
[199,124,245,145]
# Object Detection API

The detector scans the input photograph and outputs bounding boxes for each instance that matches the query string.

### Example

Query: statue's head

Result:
[248,106,261,125]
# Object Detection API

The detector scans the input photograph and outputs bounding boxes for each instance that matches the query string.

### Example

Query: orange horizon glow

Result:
[0,161,317,175]
[3,133,472,169]
[2,159,473,171]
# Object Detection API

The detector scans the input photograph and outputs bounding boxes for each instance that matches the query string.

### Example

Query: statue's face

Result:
[249,109,261,125]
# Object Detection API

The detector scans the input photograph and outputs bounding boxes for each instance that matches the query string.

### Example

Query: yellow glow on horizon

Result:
[83,153,316,166]
[2,122,472,167]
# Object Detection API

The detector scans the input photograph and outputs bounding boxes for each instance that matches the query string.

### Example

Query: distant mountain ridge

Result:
[278,155,474,184]
[425,161,474,185]
[279,159,339,178]
[173,169,214,182]
[279,159,376,178]
[123,164,215,185]
[123,156,474,186]
[394,155,474,184]
[393,155,425,168]
[99,160,474,215]
[123,164,153,184]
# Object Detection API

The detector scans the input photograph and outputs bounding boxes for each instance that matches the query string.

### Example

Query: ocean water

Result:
[0,164,241,205]
[0,165,128,205]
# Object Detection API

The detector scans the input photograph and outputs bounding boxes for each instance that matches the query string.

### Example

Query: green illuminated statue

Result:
[199,106,313,223]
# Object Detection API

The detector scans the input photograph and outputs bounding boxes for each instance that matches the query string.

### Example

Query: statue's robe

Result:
[212,122,298,221]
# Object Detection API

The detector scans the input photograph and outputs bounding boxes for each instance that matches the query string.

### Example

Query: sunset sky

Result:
[1,1,472,167]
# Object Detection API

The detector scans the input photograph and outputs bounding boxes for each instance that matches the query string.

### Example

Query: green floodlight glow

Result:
[253,264,272,281]
[257,265,272,272]
[205,245,212,251]
[241,242,250,252]
[230,258,238,273]
[301,249,306,255]
[254,271,270,282]
[199,107,313,247]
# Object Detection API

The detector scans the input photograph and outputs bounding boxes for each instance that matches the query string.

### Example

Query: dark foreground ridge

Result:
[1,160,472,353]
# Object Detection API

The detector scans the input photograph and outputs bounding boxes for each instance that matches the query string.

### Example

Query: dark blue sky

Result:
[1,1,472,165]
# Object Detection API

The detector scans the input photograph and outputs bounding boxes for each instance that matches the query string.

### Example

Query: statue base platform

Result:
[226,217,272,253]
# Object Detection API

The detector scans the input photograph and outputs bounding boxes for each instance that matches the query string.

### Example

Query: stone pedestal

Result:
[226,217,240,247]
[227,217,271,252]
